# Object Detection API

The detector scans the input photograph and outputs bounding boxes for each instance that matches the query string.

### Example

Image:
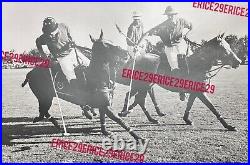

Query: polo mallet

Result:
[47,55,69,136]
[115,24,139,113]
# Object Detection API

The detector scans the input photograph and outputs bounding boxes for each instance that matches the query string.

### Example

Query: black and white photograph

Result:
[2,2,248,162]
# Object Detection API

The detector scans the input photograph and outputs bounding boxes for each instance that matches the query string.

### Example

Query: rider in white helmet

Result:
[127,11,146,58]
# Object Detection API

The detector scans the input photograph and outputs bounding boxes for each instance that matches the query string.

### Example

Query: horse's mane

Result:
[189,37,218,59]
[75,45,92,60]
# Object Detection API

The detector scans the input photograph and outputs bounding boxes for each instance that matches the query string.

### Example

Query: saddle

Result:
[146,40,189,77]
[52,64,112,107]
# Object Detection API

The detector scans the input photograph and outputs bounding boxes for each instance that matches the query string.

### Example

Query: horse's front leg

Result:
[136,90,159,124]
[148,87,165,116]
[198,93,236,131]
[99,108,112,136]
[183,93,197,125]
[104,106,143,140]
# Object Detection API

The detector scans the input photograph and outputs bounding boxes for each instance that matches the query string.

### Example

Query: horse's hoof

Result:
[101,130,113,136]
[157,112,165,117]
[155,107,165,117]
[149,119,159,124]
[226,125,237,131]
[118,112,123,117]
[82,110,93,120]
[183,117,193,125]
[136,137,147,144]
[48,117,61,130]
[91,110,97,116]
[33,117,44,123]
[118,111,130,117]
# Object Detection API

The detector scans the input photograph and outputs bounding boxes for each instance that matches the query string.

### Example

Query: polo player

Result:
[127,11,146,57]
[36,17,91,108]
[147,6,193,101]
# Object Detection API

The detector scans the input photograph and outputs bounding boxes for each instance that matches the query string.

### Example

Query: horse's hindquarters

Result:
[116,53,160,86]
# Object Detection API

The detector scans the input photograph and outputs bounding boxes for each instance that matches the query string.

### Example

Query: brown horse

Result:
[21,30,161,139]
[115,33,241,131]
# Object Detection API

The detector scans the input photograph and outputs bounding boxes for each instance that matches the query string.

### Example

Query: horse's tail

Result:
[21,71,31,87]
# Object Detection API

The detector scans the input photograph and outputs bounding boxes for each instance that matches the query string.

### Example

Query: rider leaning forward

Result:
[147,6,193,101]
[36,17,92,115]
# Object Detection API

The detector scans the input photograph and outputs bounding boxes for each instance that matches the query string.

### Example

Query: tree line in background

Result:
[2,34,248,69]
[199,34,248,64]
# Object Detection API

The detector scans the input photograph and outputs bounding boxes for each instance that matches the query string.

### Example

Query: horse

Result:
[115,33,241,131]
[21,30,161,140]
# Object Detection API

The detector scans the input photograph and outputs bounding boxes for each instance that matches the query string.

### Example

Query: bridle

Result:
[185,37,231,82]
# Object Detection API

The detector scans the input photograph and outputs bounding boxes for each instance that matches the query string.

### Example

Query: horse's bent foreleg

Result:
[118,89,137,117]
[137,90,158,124]
[183,93,197,125]
[122,89,137,112]
[99,108,112,136]
[198,93,236,131]
[148,87,165,116]
[128,101,137,111]
[104,106,142,140]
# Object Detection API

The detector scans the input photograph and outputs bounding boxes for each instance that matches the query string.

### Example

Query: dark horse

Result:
[115,33,241,131]
[21,30,161,139]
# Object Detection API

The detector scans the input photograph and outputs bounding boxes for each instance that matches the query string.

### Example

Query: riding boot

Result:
[70,79,92,119]
[177,54,189,101]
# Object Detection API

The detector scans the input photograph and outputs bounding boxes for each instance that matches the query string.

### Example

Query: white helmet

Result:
[132,11,142,20]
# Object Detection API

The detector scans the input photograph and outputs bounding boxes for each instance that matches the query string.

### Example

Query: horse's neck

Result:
[188,46,216,73]
[90,59,109,68]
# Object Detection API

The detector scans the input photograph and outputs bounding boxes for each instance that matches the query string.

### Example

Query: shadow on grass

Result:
[2,117,101,146]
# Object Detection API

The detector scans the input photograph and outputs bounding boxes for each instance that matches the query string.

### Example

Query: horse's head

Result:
[207,33,241,69]
[89,30,130,65]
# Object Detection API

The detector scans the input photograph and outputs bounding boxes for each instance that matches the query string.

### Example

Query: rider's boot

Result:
[177,54,189,101]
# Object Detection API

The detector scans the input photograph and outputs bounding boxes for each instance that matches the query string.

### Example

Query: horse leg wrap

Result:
[101,124,112,136]
[82,105,93,120]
